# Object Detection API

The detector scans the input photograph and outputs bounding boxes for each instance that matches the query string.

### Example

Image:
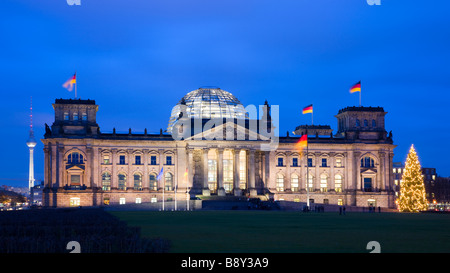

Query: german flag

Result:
[302,104,313,114]
[296,134,308,152]
[350,81,361,93]
[62,73,76,91]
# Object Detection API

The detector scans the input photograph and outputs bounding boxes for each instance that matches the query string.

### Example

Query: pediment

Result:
[185,120,271,141]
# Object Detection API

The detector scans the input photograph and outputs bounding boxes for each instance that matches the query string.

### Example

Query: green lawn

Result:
[109,210,450,253]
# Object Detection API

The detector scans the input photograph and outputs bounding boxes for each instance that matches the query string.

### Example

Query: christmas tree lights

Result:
[398,145,428,212]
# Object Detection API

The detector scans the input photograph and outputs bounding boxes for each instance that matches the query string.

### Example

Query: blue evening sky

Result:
[1,0,449,187]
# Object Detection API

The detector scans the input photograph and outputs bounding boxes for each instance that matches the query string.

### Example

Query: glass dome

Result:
[167,87,248,133]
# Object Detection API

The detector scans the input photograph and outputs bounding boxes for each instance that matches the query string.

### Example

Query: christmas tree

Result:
[398,145,428,212]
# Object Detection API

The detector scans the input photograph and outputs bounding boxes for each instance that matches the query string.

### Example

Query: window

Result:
[149,173,157,191]
[291,174,299,192]
[71,175,81,186]
[68,152,83,164]
[336,158,342,168]
[102,173,111,191]
[103,198,110,206]
[324,199,329,205]
[321,158,327,167]
[135,198,142,204]
[150,156,157,165]
[164,172,173,191]
[364,119,368,127]
[134,174,142,190]
[82,113,87,121]
[335,174,342,192]
[292,158,298,167]
[276,174,284,192]
[119,155,126,165]
[151,197,157,203]
[166,156,172,165]
[73,112,78,121]
[277,157,284,167]
[393,168,397,173]
[64,112,69,121]
[103,155,110,164]
[118,174,126,190]
[361,157,375,168]
[135,155,141,165]
[119,198,126,205]
[338,199,343,206]
[372,119,376,127]
[364,177,373,192]
[356,119,360,127]
[320,174,328,192]
[307,158,313,167]
[70,198,80,207]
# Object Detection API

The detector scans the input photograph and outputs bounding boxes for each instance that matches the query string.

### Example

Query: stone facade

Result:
[42,99,396,208]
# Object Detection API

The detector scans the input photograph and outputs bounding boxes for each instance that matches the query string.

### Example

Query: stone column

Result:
[44,146,51,188]
[330,152,335,191]
[187,148,194,190]
[86,145,93,188]
[111,149,117,189]
[57,144,64,188]
[264,151,270,192]
[217,148,225,196]
[127,149,133,189]
[355,151,361,191]
[233,149,241,196]
[285,152,291,191]
[159,149,164,191]
[143,149,149,190]
[314,152,320,191]
[248,149,257,197]
[202,148,210,196]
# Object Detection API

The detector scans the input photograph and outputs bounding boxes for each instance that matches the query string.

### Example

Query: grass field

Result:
[109,210,450,253]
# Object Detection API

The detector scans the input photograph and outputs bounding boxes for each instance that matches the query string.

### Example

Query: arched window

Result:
[356,119,360,127]
[372,119,376,127]
[118,173,126,190]
[291,174,299,192]
[361,157,375,168]
[276,173,284,192]
[68,152,83,164]
[102,172,111,191]
[320,174,328,192]
[133,173,142,190]
[335,174,342,192]
[364,119,368,127]
[165,172,173,191]
[149,173,157,191]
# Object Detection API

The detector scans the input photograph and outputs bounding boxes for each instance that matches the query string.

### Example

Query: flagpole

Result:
[175,177,177,211]
[358,88,361,107]
[306,132,310,210]
[74,71,77,99]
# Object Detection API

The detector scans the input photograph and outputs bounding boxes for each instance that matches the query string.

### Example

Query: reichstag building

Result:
[41,87,396,208]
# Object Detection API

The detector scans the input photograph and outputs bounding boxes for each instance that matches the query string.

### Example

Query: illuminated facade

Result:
[42,89,396,208]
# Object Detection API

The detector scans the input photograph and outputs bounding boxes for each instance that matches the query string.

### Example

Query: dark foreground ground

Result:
[0,208,170,253]
[110,210,450,253]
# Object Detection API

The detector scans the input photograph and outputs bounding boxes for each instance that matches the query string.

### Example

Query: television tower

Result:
[26,97,37,192]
